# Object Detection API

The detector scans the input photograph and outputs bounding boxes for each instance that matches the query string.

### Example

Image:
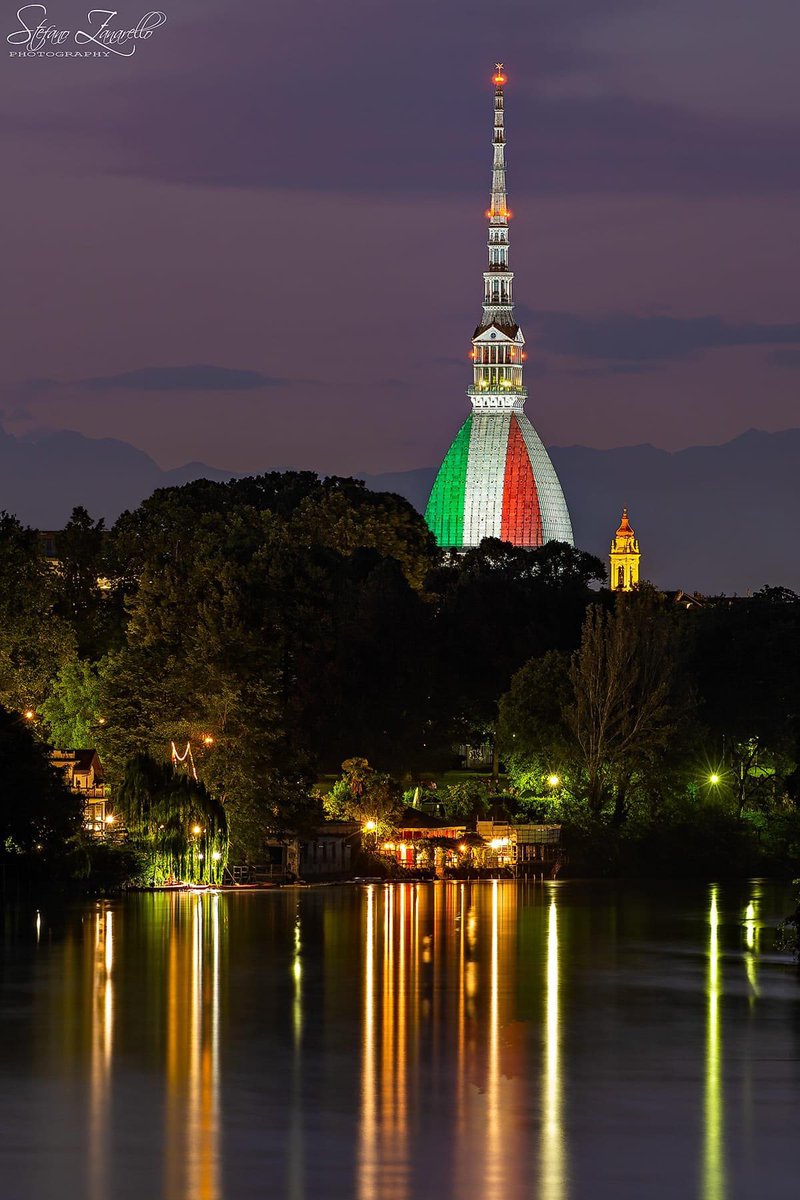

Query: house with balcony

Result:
[476,820,563,877]
[51,749,110,836]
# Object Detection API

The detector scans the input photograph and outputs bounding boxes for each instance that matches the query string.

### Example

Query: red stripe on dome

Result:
[500,415,543,546]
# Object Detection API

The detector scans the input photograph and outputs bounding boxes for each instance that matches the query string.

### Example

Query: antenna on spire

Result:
[487,63,510,222]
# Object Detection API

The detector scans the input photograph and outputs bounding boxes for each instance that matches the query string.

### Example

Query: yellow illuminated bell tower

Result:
[609,507,640,592]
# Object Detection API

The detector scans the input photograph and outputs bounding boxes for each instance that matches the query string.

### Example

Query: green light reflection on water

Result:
[703,885,726,1200]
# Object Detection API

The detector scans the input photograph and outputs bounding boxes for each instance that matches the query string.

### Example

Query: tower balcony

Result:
[468,385,527,412]
[468,384,527,396]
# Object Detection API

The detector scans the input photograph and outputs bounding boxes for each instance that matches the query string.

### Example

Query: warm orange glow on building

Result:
[610,507,641,592]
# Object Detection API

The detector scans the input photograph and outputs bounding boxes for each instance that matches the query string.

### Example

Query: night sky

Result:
[4,0,800,476]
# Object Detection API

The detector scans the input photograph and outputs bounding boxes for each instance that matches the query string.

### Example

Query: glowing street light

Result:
[23,709,35,721]
[547,774,561,788]
[211,850,222,861]
[191,824,202,835]
[202,734,214,746]
[363,820,377,833]
[709,773,721,786]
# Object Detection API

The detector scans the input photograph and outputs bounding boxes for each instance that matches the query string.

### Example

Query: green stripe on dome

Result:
[424,415,473,547]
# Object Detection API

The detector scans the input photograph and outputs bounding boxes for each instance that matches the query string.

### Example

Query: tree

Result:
[323,758,404,833]
[424,537,606,749]
[102,473,440,777]
[439,777,493,821]
[40,656,103,749]
[566,597,676,819]
[107,472,437,593]
[288,479,437,590]
[51,507,115,658]
[692,587,800,818]
[0,705,82,861]
[498,650,575,789]
[227,770,322,863]
[115,753,228,884]
[305,552,437,771]
[0,513,74,712]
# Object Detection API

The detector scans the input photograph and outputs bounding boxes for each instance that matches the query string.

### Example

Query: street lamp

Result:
[363,820,377,833]
[547,774,561,789]
[709,773,721,786]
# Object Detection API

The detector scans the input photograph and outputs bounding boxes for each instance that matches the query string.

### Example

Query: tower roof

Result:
[616,507,635,539]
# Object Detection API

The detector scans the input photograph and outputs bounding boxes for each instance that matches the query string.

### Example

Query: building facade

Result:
[425,67,573,550]
[51,748,110,835]
[609,507,641,591]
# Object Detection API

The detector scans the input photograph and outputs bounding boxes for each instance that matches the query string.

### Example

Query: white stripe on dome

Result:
[516,414,574,545]
[462,413,511,546]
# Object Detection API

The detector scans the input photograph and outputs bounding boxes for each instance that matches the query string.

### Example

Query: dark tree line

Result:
[2,469,798,872]
[498,586,800,873]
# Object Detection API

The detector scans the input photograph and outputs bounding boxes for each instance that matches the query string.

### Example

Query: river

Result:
[0,880,796,1199]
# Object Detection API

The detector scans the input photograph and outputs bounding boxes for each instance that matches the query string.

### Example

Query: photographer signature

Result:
[8,6,167,55]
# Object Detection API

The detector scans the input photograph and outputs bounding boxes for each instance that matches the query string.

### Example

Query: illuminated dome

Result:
[425,66,573,550]
[426,410,572,547]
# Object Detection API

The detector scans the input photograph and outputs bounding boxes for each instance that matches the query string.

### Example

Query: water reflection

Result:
[6,880,792,1200]
[165,894,221,1200]
[359,886,377,1200]
[355,882,566,1200]
[703,886,726,1200]
[541,891,565,1200]
[89,906,113,1200]
[288,905,304,1200]
[743,883,761,1000]
[357,884,414,1200]
[484,879,501,1198]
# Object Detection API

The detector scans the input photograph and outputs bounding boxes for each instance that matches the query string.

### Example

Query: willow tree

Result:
[116,754,228,884]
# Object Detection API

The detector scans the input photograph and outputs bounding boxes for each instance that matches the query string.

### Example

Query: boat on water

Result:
[129,883,188,892]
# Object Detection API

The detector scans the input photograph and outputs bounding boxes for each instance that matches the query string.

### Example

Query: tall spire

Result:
[470,65,525,412]
[422,66,574,552]
[489,64,508,224]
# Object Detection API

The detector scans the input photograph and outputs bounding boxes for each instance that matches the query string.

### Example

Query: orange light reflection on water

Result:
[164,894,221,1200]
[356,881,563,1200]
[89,906,113,1200]
[541,891,565,1200]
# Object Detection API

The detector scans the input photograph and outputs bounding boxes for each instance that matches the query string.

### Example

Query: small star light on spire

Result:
[493,62,507,85]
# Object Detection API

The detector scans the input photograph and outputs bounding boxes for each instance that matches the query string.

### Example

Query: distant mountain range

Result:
[1,425,797,595]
